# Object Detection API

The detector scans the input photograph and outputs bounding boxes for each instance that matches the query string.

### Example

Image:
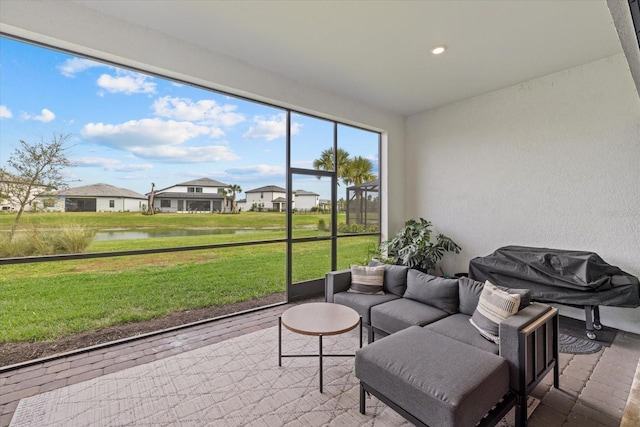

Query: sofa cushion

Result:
[370,298,449,335]
[459,276,532,315]
[425,313,499,354]
[355,326,510,427]
[369,259,408,296]
[348,265,385,294]
[470,281,521,344]
[501,287,531,309]
[458,276,486,315]
[403,269,459,314]
[333,292,400,324]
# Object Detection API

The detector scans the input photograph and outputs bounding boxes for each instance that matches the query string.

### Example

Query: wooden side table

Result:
[278,302,362,393]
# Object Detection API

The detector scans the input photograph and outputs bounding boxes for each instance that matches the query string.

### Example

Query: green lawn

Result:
[0,211,329,230]
[0,211,378,343]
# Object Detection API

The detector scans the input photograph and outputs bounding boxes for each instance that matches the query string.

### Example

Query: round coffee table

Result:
[278,302,362,393]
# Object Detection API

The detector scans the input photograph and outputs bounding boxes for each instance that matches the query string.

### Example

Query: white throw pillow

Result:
[469,280,521,344]
[348,265,385,295]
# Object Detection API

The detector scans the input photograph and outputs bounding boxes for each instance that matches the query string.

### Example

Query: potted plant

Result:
[375,218,461,274]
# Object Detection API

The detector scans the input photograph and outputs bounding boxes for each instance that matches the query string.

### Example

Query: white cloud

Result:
[75,157,154,172]
[291,160,313,168]
[34,108,56,123]
[128,145,239,163]
[81,118,238,163]
[82,118,214,147]
[22,108,56,122]
[225,165,286,176]
[243,113,301,141]
[153,96,245,127]
[58,58,104,77]
[0,105,12,118]
[96,72,156,95]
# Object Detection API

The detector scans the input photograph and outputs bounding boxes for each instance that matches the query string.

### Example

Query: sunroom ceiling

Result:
[74,0,623,116]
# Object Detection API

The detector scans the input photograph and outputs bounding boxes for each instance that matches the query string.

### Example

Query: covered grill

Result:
[469,246,640,339]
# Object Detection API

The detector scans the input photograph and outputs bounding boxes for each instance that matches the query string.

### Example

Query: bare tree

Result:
[0,133,72,241]
[146,182,156,215]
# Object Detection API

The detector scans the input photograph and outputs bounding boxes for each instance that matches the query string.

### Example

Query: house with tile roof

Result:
[56,183,146,212]
[237,186,320,212]
[0,173,55,212]
[241,185,287,212]
[152,177,230,213]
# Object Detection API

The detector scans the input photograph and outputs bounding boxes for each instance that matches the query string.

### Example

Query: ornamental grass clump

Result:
[0,222,95,257]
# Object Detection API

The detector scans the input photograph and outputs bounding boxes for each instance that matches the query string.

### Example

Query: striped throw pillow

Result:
[348,265,385,295]
[469,280,521,344]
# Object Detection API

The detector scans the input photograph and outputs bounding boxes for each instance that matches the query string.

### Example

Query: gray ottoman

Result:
[356,326,516,427]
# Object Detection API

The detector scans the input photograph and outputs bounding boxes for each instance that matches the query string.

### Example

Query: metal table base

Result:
[278,316,363,393]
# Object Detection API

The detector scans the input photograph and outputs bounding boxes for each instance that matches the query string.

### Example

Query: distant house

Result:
[0,174,55,212]
[240,186,320,212]
[294,189,319,211]
[235,198,247,212]
[244,185,287,212]
[152,177,230,213]
[61,183,146,212]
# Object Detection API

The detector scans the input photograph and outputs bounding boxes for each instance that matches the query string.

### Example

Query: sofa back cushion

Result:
[503,287,532,310]
[369,259,409,296]
[403,269,459,314]
[459,277,486,315]
[458,276,532,315]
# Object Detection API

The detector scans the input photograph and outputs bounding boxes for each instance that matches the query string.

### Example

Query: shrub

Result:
[378,218,460,272]
[0,222,96,257]
[338,223,367,233]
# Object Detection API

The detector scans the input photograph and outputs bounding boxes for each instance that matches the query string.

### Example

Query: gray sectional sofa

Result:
[326,262,560,427]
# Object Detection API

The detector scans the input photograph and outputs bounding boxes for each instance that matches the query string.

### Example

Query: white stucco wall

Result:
[0,0,405,238]
[96,197,144,212]
[406,54,640,333]
[295,194,319,211]
[245,191,285,209]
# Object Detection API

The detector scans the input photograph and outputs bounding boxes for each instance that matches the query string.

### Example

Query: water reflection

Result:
[94,228,261,241]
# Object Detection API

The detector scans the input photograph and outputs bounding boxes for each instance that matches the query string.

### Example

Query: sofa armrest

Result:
[325,269,352,302]
[499,303,559,394]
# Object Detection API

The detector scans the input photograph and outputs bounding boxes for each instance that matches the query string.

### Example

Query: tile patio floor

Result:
[1,300,639,427]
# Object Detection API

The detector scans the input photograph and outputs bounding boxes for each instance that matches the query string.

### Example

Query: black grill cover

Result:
[468,246,640,308]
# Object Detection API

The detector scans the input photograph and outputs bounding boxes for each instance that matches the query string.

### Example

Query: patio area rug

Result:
[558,315,619,354]
[10,326,537,426]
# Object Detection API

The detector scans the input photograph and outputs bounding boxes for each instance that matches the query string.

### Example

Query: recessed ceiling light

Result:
[431,46,446,55]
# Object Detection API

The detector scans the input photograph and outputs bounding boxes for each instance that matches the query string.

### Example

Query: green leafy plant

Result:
[377,218,460,273]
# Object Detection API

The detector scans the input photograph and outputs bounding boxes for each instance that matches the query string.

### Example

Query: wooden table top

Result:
[281,302,360,336]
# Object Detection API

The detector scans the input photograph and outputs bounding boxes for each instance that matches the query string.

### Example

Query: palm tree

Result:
[313,148,351,185]
[346,156,376,224]
[220,188,228,214]
[229,184,242,214]
[347,156,375,185]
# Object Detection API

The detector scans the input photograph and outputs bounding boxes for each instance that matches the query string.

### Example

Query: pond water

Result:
[94,228,266,241]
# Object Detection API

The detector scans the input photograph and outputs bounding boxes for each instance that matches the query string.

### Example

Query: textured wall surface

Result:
[406,54,640,332]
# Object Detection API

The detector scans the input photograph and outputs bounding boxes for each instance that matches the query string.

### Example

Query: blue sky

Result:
[0,37,379,199]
